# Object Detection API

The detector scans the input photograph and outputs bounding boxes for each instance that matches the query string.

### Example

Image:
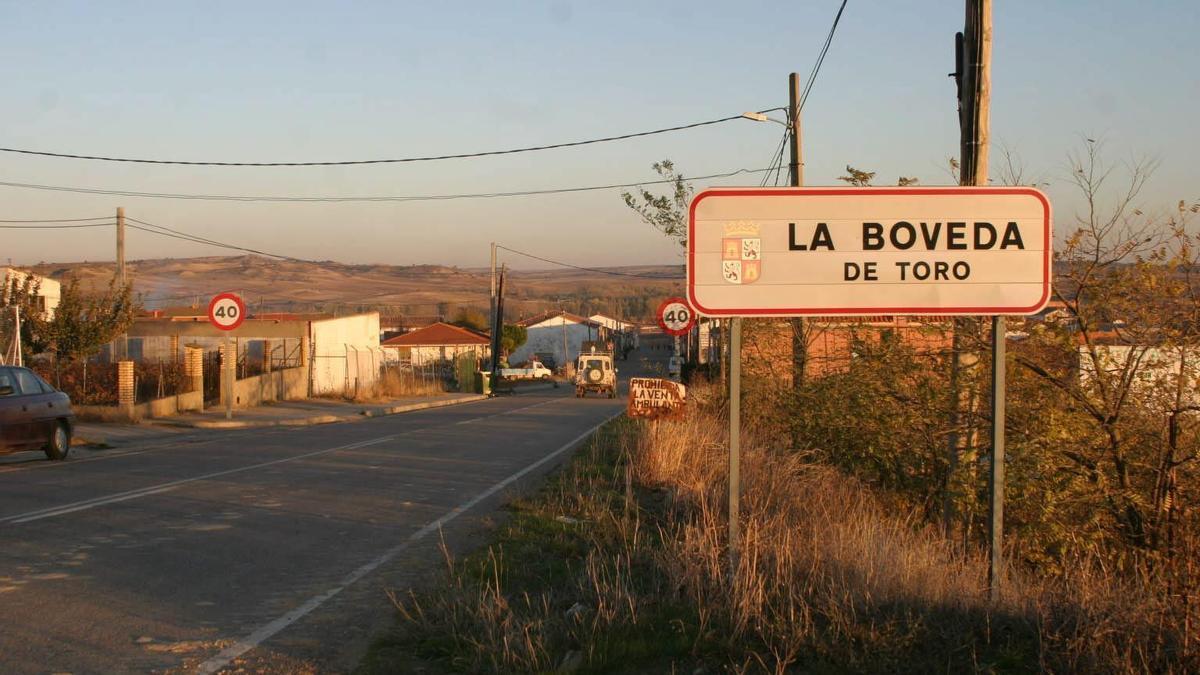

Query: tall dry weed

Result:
[638,382,1194,672]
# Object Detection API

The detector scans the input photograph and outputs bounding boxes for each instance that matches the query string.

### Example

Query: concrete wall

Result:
[310,313,381,395]
[222,366,308,409]
[129,335,303,364]
[75,389,205,423]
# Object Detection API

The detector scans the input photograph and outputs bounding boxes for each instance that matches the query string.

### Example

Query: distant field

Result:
[30,255,685,322]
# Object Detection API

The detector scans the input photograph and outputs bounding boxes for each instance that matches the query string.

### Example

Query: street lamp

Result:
[741,111,789,127]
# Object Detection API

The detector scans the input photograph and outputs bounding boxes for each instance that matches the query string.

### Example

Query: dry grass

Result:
[323,369,448,403]
[362,387,1196,674]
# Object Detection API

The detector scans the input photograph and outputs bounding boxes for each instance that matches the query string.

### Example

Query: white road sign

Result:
[687,186,1052,317]
[207,292,247,331]
[657,297,696,336]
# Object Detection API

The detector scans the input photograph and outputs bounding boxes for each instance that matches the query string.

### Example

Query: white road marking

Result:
[454,397,561,425]
[194,408,624,675]
[0,436,396,525]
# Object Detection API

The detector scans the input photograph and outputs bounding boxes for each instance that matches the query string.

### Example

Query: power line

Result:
[0,216,111,223]
[497,245,681,280]
[799,0,849,110]
[0,108,784,167]
[124,219,314,262]
[0,167,773,203]
[0,221,114,229]
[760,128,789,187]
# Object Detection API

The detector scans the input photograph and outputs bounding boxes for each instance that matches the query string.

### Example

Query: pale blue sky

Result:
[1,1,1196,268]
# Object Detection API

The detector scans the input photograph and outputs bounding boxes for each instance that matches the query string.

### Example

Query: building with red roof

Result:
[381,321,491,366]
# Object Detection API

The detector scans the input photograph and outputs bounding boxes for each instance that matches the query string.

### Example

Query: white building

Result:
[310,313,383,395]
[1,268,61,319]
[509,311,608,369]
[125,311,383,396]
[589,314,636,333]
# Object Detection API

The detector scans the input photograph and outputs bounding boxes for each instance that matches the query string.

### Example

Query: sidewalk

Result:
[147,393,489,429]
[71,381,561,447]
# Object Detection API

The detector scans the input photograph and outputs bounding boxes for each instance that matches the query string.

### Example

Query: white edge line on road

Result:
[0,435,397,525]
[454,397,560,425]
[195,408,625,675]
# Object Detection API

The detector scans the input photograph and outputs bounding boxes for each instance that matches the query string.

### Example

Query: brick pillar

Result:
[262,339,273,373]
[118,361,135,408]
[183,345,204,394]
[170,335,180,364]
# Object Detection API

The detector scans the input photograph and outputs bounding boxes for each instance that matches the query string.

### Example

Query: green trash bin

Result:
[477,371,491,396]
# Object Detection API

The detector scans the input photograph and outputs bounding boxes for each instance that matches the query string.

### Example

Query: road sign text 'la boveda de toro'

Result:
[687,186,1051,317]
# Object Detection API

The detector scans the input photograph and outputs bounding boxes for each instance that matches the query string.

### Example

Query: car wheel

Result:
[44,421,71,461]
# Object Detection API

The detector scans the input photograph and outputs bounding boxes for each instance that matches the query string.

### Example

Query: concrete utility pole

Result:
[116,206,128,360]
[788,72,807,396]
[116,206,126,288]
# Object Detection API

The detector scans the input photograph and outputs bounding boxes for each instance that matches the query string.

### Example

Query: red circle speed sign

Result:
[657,297,696,336]
[208,292,247,331]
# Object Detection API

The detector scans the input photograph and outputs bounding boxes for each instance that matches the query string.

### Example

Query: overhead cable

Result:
[0,108,785,167]
[0,167,773,203]
[799,0,849,110]
[124,219,314,263]
[0,221,115,229]
[0,216,111,223]
[497,245,681,280]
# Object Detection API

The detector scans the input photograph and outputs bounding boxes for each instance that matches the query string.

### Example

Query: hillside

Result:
[30,255,685,322]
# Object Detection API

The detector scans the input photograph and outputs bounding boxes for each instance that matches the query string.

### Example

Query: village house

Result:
[380,321,490,367]
[1,267,61,319]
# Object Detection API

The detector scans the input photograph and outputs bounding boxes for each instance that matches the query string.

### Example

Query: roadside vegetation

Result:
[362,391,1188,673]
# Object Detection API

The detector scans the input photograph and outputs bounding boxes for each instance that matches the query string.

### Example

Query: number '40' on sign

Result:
[656,297,696,336]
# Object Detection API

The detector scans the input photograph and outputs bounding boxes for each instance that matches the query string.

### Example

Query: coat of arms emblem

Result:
[721,221,761,284]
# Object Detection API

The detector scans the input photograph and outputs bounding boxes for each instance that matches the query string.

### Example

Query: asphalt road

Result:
[0,377,632,673]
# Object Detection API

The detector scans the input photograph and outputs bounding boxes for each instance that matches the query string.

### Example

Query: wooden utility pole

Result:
[953,0,999,602]
[960,0,991,186]
[788,72,807,396]
[489,242,498,371]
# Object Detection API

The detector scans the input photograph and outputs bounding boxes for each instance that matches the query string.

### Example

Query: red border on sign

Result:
[686,186,1052,317]
[207,292,247,331]
[657,297,696,336]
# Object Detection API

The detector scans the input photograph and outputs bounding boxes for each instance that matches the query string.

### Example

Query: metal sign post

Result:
[988,315,1006,601]
[224,334,234,420]
[728,317,742,574]
[208,292,247,421]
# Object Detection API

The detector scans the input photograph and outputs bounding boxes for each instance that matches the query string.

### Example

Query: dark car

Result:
[0,366,75,460]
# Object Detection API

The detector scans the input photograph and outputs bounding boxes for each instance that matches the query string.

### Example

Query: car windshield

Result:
[0,369,15,396]
[583,359,605,369]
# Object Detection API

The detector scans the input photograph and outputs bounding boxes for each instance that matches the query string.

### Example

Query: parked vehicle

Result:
[0,366,76,460]
[574,347,617,398]
[499,360,554,381]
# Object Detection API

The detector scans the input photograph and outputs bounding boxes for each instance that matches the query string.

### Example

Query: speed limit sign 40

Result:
[657,297,696,336]
[208,292,247,331]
